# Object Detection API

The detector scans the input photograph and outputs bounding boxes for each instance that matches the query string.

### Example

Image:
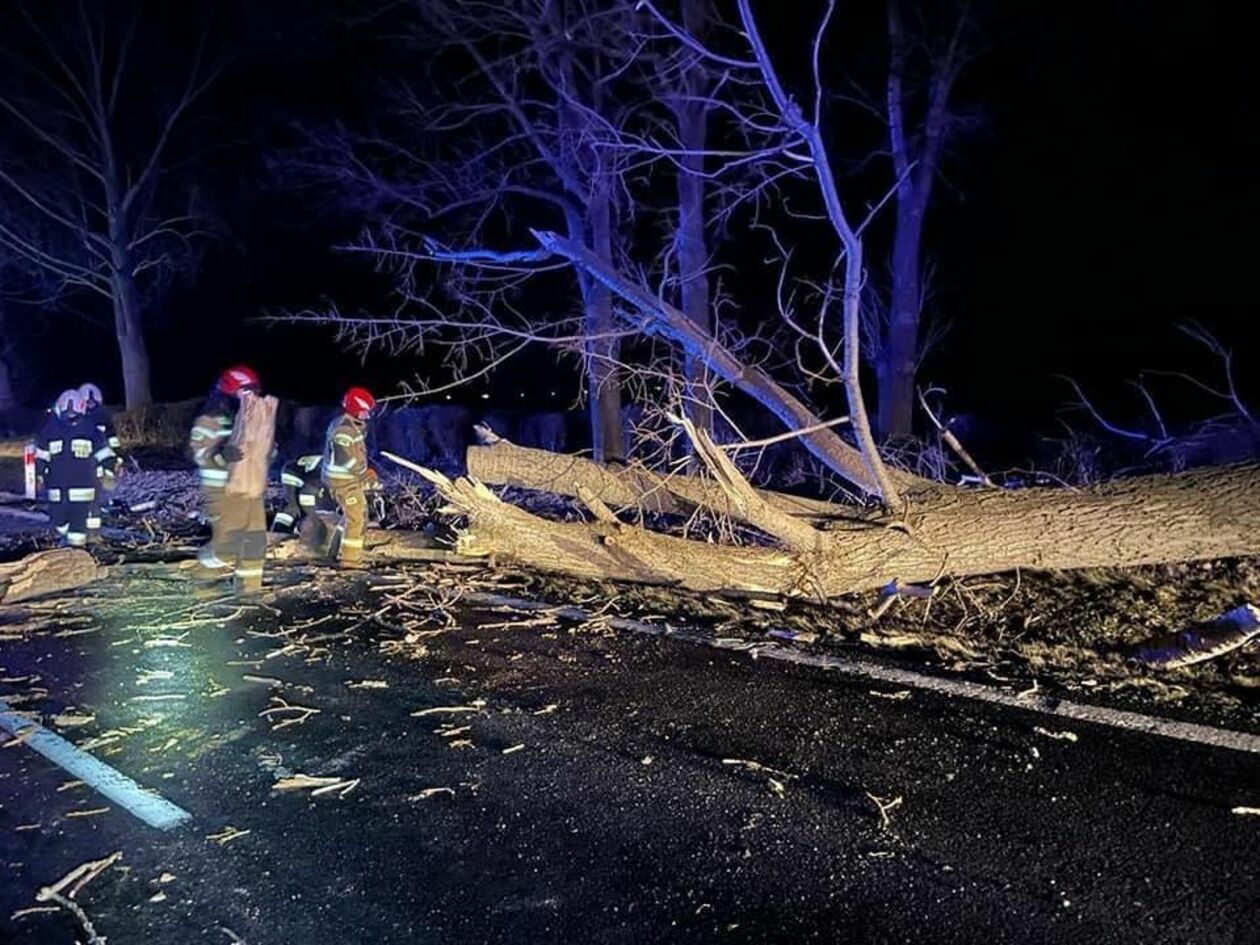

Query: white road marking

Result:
[0,699,191,831]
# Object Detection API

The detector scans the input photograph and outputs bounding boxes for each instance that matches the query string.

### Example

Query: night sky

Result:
[5,0,1256,435]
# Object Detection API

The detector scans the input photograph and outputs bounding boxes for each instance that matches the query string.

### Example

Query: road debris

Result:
[411,787,456,800]
[866,792,904,829]
[273,774,360,797]
[501,743,525,755]
[32,851,122,945]
[1131,604,1260,669]
[411,700,486,717]
[1232,806,1260,817]
[207,826,251,845]
[258,696,321,731]
[722,757,797,796]
[1033,726,1079,742]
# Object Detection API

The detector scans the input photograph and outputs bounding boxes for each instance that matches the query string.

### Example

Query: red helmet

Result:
[217,365,260,397]
[342,386,376,420]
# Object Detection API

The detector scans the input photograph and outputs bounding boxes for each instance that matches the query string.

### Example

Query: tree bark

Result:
[674,0,713,438]
[878,203,923,438]
[111,267,153,409]
[0,549,101,604]
[0,310,15,409]
[583,181,625,463]
[417,462,1260,598]
[466,438,849,521]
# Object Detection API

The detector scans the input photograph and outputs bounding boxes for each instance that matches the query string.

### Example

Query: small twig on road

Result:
[218,926,247,944]
[410,701,486,717]
[35,851,122,945]
[207,826,251,845]
[258,697,321,731]
[1033,726,1079,743]
[1232,806,1260,817]
[273,774,359,798]
[865,792,904,829]
[410,787,456,800]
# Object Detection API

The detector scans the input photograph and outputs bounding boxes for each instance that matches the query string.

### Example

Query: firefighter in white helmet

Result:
[33,389,112,548]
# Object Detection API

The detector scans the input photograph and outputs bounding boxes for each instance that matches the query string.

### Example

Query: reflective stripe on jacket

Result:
[189,413,232,487]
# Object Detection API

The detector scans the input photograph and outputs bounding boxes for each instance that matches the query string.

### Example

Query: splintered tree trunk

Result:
[0,549,101,604]
[675,0,713,438]
[583,184,625,463]
[466,438,846,520]
[415,460,1260,598]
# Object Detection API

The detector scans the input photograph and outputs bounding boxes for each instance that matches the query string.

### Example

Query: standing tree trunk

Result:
[674,0,713,438]
[111,270,153,409]
[582,182,624,463]
[0,307,16,410]
[876,0,960,439]
[878,202,924,438]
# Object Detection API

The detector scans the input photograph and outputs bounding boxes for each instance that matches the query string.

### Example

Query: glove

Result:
[220,444,244,463]
[101,471,119,493]
[364,468,381,491]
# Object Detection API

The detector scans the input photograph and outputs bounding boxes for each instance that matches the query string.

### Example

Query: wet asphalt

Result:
[1,563,1258,945]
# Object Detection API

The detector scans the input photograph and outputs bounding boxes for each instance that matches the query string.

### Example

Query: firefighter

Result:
[188,366,257,587]
[322,387,377,568]
[33,389,109,548]
[77,382,122,543]
[274,453,337,552]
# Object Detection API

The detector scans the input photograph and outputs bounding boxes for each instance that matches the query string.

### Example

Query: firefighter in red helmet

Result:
[322,386,377,568]
[189,365,263,590]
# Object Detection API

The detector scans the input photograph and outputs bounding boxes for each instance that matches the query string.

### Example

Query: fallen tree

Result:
[387,439,1260,599]
[339,2,1260,599]
[0,549,101,604]
[466,434,851,522]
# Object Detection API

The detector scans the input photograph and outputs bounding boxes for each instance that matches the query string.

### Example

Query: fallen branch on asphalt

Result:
[34,851,122,945]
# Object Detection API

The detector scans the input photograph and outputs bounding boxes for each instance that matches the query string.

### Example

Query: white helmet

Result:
[78,382,103,409]
[54,389,83,418]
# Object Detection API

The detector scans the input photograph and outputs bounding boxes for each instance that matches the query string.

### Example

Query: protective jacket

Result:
[322,414,369,486]
[33,412,108,546]
[84,405,123,477]
[189,410,234,491]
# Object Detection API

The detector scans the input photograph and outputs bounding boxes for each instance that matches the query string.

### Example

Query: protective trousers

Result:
[48,490,94,547]
[86,490,102,544]
[327,479,366,565]
[195,485,229,582]
[216,493,267,593]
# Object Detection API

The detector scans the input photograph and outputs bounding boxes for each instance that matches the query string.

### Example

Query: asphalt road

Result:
[1,564,1258,944]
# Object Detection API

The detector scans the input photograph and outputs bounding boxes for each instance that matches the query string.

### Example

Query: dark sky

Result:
[7,0,1256,436]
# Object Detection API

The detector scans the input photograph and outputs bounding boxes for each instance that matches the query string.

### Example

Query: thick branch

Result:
[533,229,927,497]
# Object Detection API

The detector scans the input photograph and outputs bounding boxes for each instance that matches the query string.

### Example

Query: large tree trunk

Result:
[0,549,101,604]
[582,184,625,463]
[112,271,153,410]
[878,203,923,438]
[466,437,849,521]
[674,0,713,438]
[0,327,15,410]
[414,460,1260,598]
